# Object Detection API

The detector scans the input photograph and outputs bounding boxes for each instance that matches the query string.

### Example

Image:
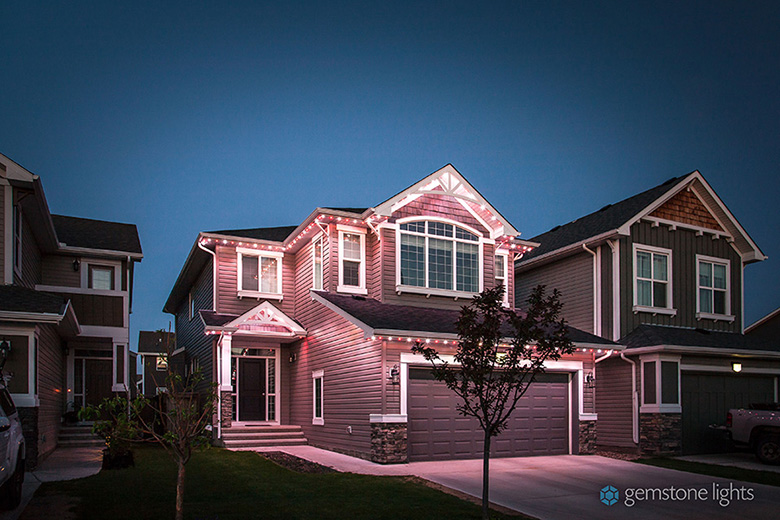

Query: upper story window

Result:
[494,253,509,307]
[697,255,733,320]
[312,236,323,291]
[398,219,482,296]
[88,265,115,290]
[633,244,675,315]
[337,226,366,295]
[12,204,22,276]
[237,247,283,299]
[188,287,196,320]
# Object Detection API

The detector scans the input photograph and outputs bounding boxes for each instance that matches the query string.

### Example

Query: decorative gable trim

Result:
[224,301,306,337]
[372,164,520,240]
[649,189,723,231]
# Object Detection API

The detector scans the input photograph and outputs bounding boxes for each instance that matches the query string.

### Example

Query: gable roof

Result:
[137,331,176,354]
[207,225,298,242]
[52,214,143,256]
[199,302,306,341]
[621,324,778,353]
[745,307,780,335]
[312,291,615,346]
[517,171,765,268]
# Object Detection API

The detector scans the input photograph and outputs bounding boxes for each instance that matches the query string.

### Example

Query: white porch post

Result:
[220,335,232,391]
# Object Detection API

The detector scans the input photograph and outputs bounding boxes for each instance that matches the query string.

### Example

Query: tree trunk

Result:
[482,432,491,520]
[176,458,185,520]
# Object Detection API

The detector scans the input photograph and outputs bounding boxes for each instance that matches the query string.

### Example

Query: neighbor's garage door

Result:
[681,372,776,455]
[407,368,570,461]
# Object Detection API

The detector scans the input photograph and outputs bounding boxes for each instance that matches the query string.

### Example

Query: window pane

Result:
[637,251,651,279]
[428,222,453,238]
[713,264,727,290]
[699,261,712,288]
[643,362,656,404]
[90,266,114,290]
[661,361,679,404]
[428,238,453,290]
[342,233,361,260]
[455,227,478,241]
[242,256,259,291]
[713,290,726,315]
[652,281,667,308]
[652,254,667,282]
[343,260,360,286]
[456,242,479,292]
[400,221,425,233]
[637,279,652,307]
[700,288,712,313]
[313,240,323,290]
[260,257,279,293]
[400,234,425,287]
[314,378,322,418]
[494,256,505,278]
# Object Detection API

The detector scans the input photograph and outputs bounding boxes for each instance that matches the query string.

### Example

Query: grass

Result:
[29,447,528,520]
[636,458,780,488]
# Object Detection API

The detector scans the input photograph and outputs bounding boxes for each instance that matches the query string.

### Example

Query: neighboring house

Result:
[515,170,777,456]
[165,164,613,463]
[137,330,176,396]
[0,153,142,467]
[745,307,780,345]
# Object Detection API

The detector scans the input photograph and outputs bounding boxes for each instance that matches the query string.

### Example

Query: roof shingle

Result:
[52,214,142,254]
[206,225,298,242]
[621,324,778,352]
[0,285,67,315]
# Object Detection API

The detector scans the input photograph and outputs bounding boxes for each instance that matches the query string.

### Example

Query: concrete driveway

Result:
[265,447,780,520]
[678,452,780,473]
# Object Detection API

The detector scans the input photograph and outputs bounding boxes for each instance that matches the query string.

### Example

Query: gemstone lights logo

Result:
[600,485,619,506]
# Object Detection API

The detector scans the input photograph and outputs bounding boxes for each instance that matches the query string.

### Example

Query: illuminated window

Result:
[88,265,115,290]
[156,356,168,371]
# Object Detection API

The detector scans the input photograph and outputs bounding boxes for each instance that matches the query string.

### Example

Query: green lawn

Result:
[29,447,526,519]
[637,458,780,488]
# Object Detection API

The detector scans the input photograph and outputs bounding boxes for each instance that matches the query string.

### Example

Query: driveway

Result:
[266,447,780,520]
[677,452,780,473]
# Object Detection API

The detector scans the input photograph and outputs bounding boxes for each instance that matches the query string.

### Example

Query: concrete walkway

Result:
[257,446,780,520]
[0,447,102,520]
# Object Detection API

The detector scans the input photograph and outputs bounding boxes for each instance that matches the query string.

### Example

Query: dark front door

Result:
[84,359,113,407]
[239,359,266,421]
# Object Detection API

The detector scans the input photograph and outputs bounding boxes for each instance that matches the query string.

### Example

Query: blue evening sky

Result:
[1,1,778,350]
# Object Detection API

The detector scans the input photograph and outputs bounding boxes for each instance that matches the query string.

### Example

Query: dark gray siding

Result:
[41,255,80,287]
[600,245,614,340]
[595,357,635,448]
[175,258,214,390]
[620,222,742,337]
[37,324,65,461]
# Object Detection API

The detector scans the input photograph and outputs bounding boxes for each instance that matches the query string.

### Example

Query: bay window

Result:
[398,219,482,296]
[237,247,283,299]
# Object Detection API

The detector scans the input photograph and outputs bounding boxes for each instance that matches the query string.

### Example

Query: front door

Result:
[238,358,266,421]
[74,357,114,410]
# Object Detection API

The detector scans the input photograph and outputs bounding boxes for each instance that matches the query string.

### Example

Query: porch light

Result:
[732,362,742,373]
[72,258,81,271]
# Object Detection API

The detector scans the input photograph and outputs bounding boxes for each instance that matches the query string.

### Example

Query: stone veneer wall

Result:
[639,413,682,456]
[578,420,597,454]
[220,391,233,429]
[370,422,407,464]
[18,407,39,470]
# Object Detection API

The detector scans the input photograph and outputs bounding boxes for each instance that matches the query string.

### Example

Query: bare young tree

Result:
[412,285,574,520]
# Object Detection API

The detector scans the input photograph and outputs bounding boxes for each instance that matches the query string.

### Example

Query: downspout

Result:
[582,244,601,337]
[197,239,217,312]
[620,352,639,445]
[197,239,220,438]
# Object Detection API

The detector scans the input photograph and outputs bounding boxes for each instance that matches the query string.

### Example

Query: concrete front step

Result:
[224,438,308,448]
[225,426,303,434]
[58,439,105,448]
[59,433,103,441]
[222,432,307,441]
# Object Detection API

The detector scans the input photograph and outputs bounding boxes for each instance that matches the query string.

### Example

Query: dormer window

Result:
[398,219,482,297]
[237,247,283,299]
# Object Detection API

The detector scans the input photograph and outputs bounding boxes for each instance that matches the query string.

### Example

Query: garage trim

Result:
[681,364,780,402]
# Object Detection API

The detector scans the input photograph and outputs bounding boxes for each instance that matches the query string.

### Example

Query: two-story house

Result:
[165,164,613,463]
[0,153,142,467]
[515,170,778,456]
[137,330,176,397]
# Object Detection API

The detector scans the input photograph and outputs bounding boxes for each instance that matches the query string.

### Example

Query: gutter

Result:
[197,238,218,312]
[515,229,622,272]
[621,344,780,358]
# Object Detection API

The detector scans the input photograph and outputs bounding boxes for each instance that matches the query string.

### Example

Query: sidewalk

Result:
[0,447,102,520]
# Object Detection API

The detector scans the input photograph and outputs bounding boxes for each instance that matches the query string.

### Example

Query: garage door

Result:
[408,368,570,461]
[681,373,776,455]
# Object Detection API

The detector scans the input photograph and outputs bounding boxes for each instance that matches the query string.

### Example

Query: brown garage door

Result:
[408,368,570,461]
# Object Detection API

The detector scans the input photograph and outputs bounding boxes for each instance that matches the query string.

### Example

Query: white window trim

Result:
[80,259,122,293]
[695,254,734,322]
[311,234,324,291]
[12,204,22,277]
[1,327,38,407]
[632,243,675,314]
[640,354,681,413]
[337,227,367,295]
[495,251,510,307]
[395,216,484,298]
[236,247,284,300]
[312,369,324,425]
[188,288,195,321]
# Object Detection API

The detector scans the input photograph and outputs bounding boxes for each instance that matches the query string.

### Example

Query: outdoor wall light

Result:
[72,258,81,271]
[585,372,595,388]
[289,352,297,363]
[732,362,742,373]
[388,364,400,385]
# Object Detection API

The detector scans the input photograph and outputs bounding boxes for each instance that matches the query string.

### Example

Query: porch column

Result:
[219,334,233,428]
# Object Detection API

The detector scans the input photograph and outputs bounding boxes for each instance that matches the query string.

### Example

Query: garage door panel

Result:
[408,370,570,461]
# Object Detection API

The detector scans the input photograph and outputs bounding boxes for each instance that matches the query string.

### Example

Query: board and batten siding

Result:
[620,222,742,337]
[41,255,80,287]
[215,245,294,317]
[515,252,594,334]
[14,210,41,289]
[0,186,5,279]
[288,300,383,458]
[595,357,635,448]
[600,245,614,340]
[175,258,214,393]
[36,324,65,460]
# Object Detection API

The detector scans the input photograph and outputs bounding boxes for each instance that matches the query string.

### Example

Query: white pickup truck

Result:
[726,404,780,465]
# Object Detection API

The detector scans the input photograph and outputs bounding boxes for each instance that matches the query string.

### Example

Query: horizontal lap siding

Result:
[391,193,489,235]
[289,302,382,457]
[0,187,4,277]
[515,252,594,333]
[595,357,635,448]
[16,214,41,289]
[37,324,64,459]
[175,259,214,392]
[621,223,742,336]
[41,255,80,287]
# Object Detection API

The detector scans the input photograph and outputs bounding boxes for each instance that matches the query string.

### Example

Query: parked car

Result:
[0,385,25,509]
[726,403,780,465]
